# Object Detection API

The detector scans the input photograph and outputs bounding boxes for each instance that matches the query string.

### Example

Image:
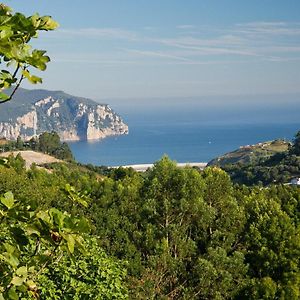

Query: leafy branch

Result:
[0,4,58,103]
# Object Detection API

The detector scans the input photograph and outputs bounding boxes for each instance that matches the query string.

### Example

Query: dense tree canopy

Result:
[1,154,300,299]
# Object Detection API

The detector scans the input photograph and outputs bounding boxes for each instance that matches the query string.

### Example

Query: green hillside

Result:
[209,131,300,185]
[208,139,290,167]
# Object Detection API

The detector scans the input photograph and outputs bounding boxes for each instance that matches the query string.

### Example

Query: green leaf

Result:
[76,217,90,233]
[21,69,31,80]
[3,243,15,254]
[25,225,41,237]
[0,293,5,300]
[65,234,75,254]
[29,74,42,84]
[39,16,59,30]
[0,92,10,101]
[30,13,41,28]
[11,276,25,286]
[49,208,65,228]
[25,280,37,291]
[1,191,15,209]
[2,252,20,268]
[65,184,90,208]
[7,287,19,300]
[36,210,51,224]
[74,235,86,253]
[21,69,42,84]
[16,266,27,277]
[16,284,27,293]
[0,27,13,39]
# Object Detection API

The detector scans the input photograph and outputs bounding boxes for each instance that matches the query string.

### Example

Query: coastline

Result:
[111,162,207,172]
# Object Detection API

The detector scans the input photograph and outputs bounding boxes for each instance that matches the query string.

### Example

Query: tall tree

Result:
[241,191,300,299]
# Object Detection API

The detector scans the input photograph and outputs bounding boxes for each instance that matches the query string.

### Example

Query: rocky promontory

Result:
[0,88,128,141]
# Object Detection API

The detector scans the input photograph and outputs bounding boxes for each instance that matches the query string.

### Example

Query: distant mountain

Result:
[0,88,128,141]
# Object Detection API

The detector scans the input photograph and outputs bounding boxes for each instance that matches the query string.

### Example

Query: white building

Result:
[290,178,300,185]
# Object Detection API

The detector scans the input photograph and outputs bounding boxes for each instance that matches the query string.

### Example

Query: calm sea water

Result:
[68,118,300,167]
[68,95,300,166]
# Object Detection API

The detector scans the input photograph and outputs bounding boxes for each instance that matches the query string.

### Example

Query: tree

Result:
[0,4,58,103]
[241,191,300,299]
[137,157,205,298]
[38,132,60,154]
[290,130,300,156]
[37,131,73,161]
[16,136,23,150]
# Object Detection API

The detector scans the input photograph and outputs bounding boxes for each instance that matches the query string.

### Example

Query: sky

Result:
[5,0,300,101]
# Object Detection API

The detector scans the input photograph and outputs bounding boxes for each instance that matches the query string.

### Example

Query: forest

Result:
[1,152,300,299]
[1,3,300,299]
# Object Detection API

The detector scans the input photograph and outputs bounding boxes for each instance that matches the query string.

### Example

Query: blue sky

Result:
[5,0,300,100]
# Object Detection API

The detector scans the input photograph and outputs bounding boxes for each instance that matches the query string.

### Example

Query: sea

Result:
[68,95,300,166]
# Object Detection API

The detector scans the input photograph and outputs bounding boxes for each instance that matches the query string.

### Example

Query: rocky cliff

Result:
[0,88,128,141]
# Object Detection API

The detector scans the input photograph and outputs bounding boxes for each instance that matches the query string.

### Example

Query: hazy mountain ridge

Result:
[0,88,128,141]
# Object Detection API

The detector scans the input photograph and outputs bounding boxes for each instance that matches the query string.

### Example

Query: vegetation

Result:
[1,154,300,299]
[1,3,300,299]
[0,4,58,103]
[0,132,74,161]
[208,139,290,167]
[290,131,300,156]
[0,159,128,299]
[210,131,300,186]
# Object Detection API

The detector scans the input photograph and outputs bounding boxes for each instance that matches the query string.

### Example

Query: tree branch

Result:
[0,73,24,104]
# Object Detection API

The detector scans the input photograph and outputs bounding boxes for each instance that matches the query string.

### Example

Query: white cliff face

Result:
[86,105,129,140]
[46,101,60,116]
[60,129,81,141]
[0,95,128,141]
[35,97,52,107]
[0,110,38,140]
[17,110,38,130]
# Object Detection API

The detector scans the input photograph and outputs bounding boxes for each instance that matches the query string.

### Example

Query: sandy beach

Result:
[112,162,207,172]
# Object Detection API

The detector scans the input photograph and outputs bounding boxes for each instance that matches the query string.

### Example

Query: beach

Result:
[113,162,207,172]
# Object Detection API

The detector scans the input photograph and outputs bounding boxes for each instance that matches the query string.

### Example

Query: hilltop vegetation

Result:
[208,139,290,166]
[209,130,300,185]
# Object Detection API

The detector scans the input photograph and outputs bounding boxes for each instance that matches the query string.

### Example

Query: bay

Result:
[68,121,300,166]
[68,95,300,166]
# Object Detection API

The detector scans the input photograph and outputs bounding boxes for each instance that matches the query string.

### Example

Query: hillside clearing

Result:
[0,150,62,169]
